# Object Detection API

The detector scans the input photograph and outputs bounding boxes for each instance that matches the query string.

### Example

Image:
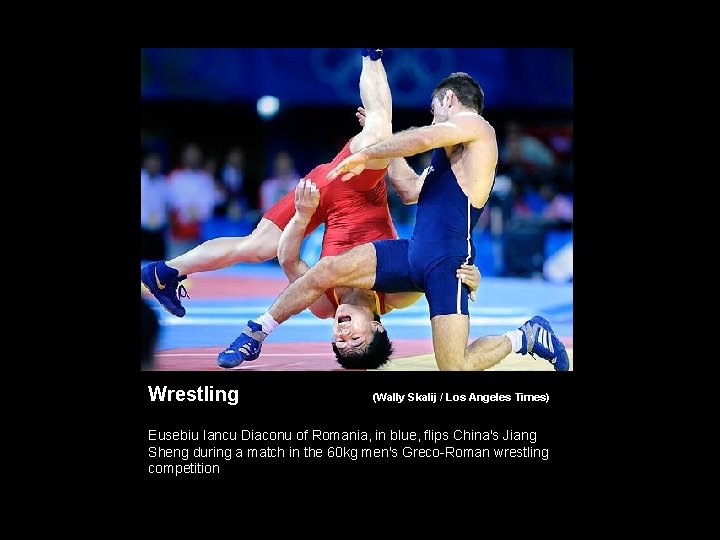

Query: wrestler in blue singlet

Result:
[372,147,489,318]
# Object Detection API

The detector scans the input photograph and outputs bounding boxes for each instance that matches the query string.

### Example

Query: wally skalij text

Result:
[372,392,550,403]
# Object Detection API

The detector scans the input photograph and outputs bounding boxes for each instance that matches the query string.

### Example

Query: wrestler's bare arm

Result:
[277,179,335,319]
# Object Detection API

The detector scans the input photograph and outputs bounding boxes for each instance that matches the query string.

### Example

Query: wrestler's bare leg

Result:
[351,55,392,164]
[167,218,282,276]
[431,314,512,371]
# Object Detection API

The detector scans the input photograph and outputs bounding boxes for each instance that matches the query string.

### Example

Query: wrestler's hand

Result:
[456,263,481,302]
[356,106,366,127]
[327,151,368,182]
[294,178,320,221]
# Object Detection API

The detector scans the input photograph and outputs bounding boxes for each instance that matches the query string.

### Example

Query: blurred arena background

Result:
[140,48,573,370]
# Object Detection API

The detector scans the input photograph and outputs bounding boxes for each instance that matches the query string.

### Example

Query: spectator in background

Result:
[500,121,556,181]
[204,155,218,179]
[260,151,301,213]
[220,147,249,220]
[510,181,534,218]
[204,155,231,218]
[166,143,218,259]
[141,152,169,261]
[541,181,573,225]
[487,168,514,225]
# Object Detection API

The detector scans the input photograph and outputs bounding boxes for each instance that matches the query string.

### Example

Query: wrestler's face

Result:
[333,304,382,356]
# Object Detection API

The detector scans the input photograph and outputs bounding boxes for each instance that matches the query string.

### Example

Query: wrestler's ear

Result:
[371,320,385,333]
[445,90,455,107]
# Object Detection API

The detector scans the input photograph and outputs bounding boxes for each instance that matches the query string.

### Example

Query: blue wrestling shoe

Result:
[518,316,570,371]
[217,320,267,368]
[361,48,383,60]
[141,262,189,317]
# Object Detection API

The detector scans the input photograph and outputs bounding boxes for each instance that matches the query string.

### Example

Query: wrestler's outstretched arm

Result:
[328,112,485,181]
[277,179,335,319]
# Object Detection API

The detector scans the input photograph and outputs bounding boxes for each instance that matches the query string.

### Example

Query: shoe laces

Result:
[228,333,256,353]
[238,343,255,355]
[177,283,189,299]
[528,351,556,365]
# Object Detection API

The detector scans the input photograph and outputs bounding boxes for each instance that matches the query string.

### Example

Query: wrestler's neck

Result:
[452,110,478,118]
[335,287,376,310]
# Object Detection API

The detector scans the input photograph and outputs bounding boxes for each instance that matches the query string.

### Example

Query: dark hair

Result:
[332,319,394,369]
[433,72,484,114]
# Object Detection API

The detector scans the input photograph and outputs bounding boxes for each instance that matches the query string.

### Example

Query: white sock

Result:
[504,329,523,353]
[254,312,279,335]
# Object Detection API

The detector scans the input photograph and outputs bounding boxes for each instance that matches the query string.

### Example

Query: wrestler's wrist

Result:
[292,212,313,225]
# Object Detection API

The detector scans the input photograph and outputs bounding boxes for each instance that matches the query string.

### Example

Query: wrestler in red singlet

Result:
[263,137,396,315]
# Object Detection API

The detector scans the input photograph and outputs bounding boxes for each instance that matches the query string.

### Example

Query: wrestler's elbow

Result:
[400,192,419,205]
[278,258,299,280]
[399,186,420,205]
[277,249,293,269]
